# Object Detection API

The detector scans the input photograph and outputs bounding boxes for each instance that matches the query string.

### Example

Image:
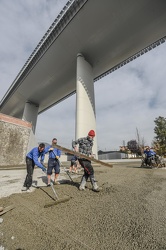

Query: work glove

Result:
[41,166,47,173]
[56,156,59,160]
[49,147,53,151]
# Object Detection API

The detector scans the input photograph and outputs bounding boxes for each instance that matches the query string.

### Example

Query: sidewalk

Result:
[0,166,72,199]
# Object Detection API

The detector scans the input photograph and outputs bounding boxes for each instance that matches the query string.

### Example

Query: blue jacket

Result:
[45,146,61,159]
[26,147,45,169]
[144,149,156,157]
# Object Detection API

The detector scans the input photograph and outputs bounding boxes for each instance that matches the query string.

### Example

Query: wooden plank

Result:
[0,205,15,216]
[54,144,113,168]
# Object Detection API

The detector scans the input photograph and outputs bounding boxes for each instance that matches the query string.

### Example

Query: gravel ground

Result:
[0,162,166,250]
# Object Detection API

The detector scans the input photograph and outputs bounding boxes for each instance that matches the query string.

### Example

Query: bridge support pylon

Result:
[76,53,98,158]
[22,101,39,133]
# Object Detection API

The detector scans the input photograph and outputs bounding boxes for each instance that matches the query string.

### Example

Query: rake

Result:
[43,171,71,208]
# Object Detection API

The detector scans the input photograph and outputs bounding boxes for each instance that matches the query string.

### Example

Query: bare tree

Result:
[135,127,145,156]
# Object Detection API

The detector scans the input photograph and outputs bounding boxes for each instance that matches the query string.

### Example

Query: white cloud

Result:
[94,43,166,150]
[0,1,166,151]
[0,0,68,95]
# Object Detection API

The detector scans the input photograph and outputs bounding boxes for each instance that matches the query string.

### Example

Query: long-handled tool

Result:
[65,170,74,183]
[44,181,70,208]
[63,169,81,190]
[43,171,71,208]
[53,144,113,168]
[0,205,15,216]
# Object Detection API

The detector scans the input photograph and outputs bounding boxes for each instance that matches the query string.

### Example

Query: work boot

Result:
[92,187,100,192]
[90,176,100,192]
[79,176,86,190]
[92,182,100,192]
[79,186,85,191]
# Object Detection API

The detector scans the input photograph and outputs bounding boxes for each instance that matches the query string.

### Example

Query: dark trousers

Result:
[145,156,155,166]
[47,158,60,175]
[79,159,94,174]
[23,157,35,188]
[78,159,96,186]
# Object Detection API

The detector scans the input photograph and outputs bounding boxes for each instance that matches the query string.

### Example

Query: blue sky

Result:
[0,0,166,150]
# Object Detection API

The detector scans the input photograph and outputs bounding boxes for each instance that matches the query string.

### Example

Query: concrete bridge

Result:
[0,0,166,156]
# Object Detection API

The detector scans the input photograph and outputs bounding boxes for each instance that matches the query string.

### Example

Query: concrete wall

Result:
[0,113,35,167]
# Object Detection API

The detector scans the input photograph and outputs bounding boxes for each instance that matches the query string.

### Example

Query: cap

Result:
[88,130,95,137]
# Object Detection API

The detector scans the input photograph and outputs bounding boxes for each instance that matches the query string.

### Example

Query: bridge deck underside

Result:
[1,0,166,117]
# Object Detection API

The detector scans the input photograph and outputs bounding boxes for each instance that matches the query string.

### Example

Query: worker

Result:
[69,155,78,173]
[45,138,61,186]
[22,143,46,191]
[72,130,100,192]
[144,146,156,166]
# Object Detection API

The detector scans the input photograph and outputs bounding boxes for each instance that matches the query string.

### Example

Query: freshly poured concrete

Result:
[0,161,166,249]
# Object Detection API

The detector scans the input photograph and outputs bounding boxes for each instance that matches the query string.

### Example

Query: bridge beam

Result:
[22,101,39,133]
[76,53,98,158]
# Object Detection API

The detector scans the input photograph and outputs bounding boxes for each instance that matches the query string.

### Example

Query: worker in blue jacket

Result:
[45,138,61,186]
[144,147,156,166]
[144,147,156,157]
[22,143,46,191]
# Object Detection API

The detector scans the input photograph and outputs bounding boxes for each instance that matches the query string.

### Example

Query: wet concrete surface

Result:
[0,162,166,250]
